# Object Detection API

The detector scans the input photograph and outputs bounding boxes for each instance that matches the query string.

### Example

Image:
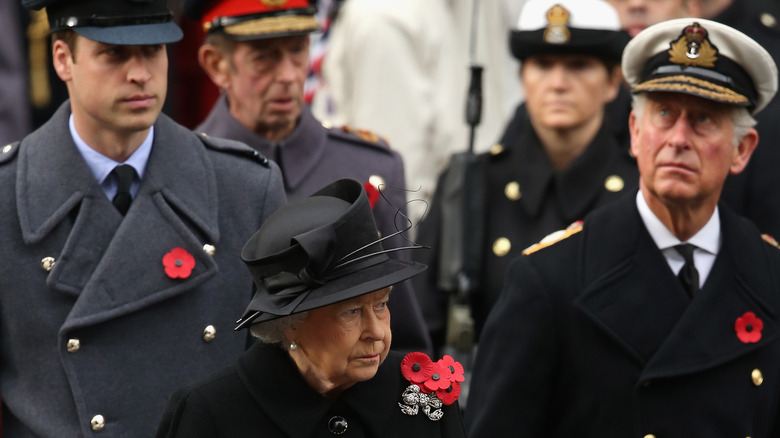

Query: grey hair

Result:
[249,311,309,346]
[631,93,757,147]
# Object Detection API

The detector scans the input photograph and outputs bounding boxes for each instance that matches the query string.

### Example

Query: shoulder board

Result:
[0,141,20,165]
[327,124,391,151]
[523,221,584,255]
[196,132,270,168]
[762,233,780,249]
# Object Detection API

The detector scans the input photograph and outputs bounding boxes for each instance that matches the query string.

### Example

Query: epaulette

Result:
[523,221,583,255]
[762,234,780,250]
[326,123,392,153]
[196,132,270,168]
[0,141,20,165]
[486,143,508,160]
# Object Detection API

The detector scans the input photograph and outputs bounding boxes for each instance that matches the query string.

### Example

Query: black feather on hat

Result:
[235,179,426,330]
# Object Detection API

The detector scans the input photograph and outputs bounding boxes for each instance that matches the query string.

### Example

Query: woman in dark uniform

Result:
[157,179,466,437]
[415,0,637,352]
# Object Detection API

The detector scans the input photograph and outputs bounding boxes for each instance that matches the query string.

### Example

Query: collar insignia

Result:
[668,22,718,68]
[544,4,571,44]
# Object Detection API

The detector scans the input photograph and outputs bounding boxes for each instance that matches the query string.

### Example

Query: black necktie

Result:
[111,165,135,215]
[674,244,699,298]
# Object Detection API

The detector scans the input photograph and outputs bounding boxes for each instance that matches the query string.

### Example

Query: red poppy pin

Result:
[399,352,463,421]
[363,181,380,209]
[162,247,195,279]
[735,311,763,344]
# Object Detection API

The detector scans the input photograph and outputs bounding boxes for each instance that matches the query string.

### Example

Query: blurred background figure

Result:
[0,5,69,145]
[182,0,432,353]
[158,179,466,437]
[702,0,780,240]
[413,0,636,379]
[606,0,701,37]
[311,0,524,224]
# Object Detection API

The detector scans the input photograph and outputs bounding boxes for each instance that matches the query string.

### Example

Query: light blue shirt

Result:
[636,190,720,288]
[69,114,153,201]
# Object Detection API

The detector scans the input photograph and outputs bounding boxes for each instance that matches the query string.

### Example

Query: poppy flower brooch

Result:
[735,311,763,344]
[399,352,464,421]
[162,247,195,279]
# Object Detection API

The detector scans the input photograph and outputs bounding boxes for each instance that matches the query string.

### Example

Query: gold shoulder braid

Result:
[762,234,780,249]
[523,221,583,255]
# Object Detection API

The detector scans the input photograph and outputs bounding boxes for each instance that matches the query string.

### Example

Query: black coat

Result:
[414,104,638,347]
[157,344,466,437]
[467,192,780,437]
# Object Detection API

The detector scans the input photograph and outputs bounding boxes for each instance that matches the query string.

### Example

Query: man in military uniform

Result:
[0,0,286,436]
[413,0,637,352]
[467,18,780,436]
[182,0,431,353]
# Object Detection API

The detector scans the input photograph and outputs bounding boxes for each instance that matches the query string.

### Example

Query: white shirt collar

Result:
[635,190,720,254]
[636,190,720,288]
[69,114,153,199]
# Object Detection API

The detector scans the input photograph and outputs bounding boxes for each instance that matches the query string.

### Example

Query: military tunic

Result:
[468,193,780,437]
[157,344,466,437]
[414,104,638,347]
[0,102,286,437]
[197,96,432,353]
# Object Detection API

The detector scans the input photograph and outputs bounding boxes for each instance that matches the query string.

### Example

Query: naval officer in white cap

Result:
[467,17,780,437]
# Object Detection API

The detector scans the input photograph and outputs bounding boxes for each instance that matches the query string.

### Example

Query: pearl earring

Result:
[290,341,298,351]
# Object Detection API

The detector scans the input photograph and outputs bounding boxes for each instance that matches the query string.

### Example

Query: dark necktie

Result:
[674,243,699,298]
[111,164,135,215]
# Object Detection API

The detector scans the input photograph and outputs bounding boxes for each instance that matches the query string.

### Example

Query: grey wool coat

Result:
[197,97,432,354]
[0,102,286,437]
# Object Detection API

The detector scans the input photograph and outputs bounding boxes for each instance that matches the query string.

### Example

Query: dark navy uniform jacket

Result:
[157,345,466,437]
[0,102,286,437]
[468,193,780,437]
[197,96,432,354]
[413,104,638,348]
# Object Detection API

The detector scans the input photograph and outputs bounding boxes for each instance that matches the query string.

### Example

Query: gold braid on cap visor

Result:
[205,14,317,35]
[635,75,749,105]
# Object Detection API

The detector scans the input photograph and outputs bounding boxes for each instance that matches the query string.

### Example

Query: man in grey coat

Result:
[182,0,432,353]
[0,0,286,436]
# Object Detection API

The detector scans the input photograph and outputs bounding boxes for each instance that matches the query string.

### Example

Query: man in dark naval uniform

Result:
[182,0,431,354]
[0,0,286,436]
[468,17,780,437]
[413,0,637,352]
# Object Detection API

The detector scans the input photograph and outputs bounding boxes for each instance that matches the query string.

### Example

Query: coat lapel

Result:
[16,103,125,297]
[575,194,691,364]
[576,196,779,377]
[641,207,778,380]
[18,105,222,328]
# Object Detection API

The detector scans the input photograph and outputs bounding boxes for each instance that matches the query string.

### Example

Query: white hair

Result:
[249,311,309,346]
[631,93,756,147]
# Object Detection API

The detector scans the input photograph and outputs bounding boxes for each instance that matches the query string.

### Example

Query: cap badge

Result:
[261,0,288,7]
[543,4,571,44]
[668,22,718,68]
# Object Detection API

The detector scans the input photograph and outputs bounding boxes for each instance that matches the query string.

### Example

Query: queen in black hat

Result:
[157,179,467,437]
